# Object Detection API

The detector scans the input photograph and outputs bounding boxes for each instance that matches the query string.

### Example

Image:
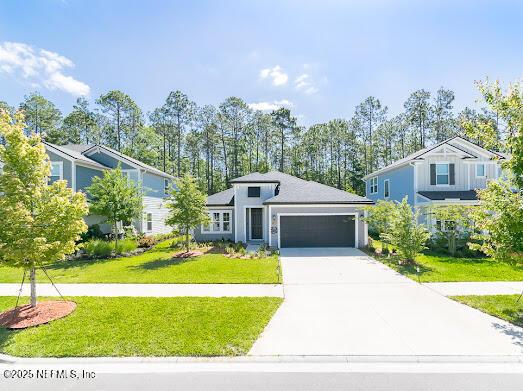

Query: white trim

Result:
[363,209,369,246]
[50,161,63,181]
[435,162,450,186]
[243,205,266,242]
[383,179,390,199]
[276,212,359,249]
[201,210,232,235]
[268,205,272,247]
[71,162,76,191]
[266,203,371,207]
[475,163,486,178]
[232,182,279,187]
[369,177,378,194]
[233,185,238,242]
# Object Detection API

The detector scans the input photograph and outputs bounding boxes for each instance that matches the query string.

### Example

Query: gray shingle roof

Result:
[44,142,107,170]
[207,188,234,206]
[225,171,373,205]
[83,145,175,179]
[418,190,478,201]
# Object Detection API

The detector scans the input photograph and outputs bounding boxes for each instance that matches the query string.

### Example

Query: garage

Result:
[279,215,356,248]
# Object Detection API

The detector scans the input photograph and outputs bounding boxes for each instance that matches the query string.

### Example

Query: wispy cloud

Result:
[0,41,90,96]
[248,99,293,111]
[259,65,288,86]
[294,73,318,95]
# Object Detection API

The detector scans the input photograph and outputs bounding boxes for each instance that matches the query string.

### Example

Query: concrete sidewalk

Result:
[0,283,283,297]
[424,282,523,297]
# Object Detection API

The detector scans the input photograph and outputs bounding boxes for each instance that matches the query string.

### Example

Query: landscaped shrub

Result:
[84,239,113,258]
[80,224,104,242]
[115,238,138,254]
[137,235,157,248]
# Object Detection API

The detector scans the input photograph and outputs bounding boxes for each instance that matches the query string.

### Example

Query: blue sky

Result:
[0,0,522,125]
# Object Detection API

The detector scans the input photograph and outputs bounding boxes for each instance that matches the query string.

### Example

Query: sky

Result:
[0,0,522,126]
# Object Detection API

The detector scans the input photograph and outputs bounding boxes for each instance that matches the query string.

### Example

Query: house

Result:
[363,136,507,229]
[193,171,373,248]
[43,142,175,235]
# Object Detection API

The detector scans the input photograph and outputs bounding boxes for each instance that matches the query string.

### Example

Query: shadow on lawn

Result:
[130,256,199,271]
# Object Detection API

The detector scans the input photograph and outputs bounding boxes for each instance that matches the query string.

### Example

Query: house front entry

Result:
[250,208,263,240]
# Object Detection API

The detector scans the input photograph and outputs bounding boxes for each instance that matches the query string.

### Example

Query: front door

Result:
[250,208,263,240]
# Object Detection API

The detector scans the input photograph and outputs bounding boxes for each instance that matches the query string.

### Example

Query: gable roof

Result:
[44,142,107,170]
[363,136,507,180]
[83,144,175,179]
[208,171,372,206]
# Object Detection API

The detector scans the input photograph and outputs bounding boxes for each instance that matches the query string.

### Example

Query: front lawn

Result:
[369,240,523,282]
[452,295,523,328]
[0,240,281,284]
[0,296,282,357]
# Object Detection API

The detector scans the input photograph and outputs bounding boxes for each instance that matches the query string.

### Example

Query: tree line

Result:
[0,85,511,196]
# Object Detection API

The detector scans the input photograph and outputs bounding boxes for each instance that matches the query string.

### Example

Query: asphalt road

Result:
[2,363,523,391]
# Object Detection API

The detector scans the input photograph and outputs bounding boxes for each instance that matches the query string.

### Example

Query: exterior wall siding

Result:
[366,164,414,205]
[269,205,366,248]
[85,151,134,170]
[234,184,276,243]
[76,165,104,193]
[140,195,172,235]
[142,172,169,198]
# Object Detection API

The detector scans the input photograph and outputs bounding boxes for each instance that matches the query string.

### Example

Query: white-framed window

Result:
[370,177,378,194]
[49,161,63,183]
[384,179,390,198]
[146,213,153,231]
[475,163,486,178]
[202,211,232,234]
[436,163,449,185]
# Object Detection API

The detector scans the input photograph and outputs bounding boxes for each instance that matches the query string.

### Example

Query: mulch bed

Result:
[0,301,77,330]
[174,251,204,258]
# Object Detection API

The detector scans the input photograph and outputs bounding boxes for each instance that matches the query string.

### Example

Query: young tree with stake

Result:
[166,174,210,253]
[0,111,88,307]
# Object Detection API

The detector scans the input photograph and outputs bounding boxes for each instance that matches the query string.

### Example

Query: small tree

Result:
[430,205,473,256]
[86,164,143,249]
[166,174,210,252]
[469,180,523,261]
[382,198,430,262]
[364,200,397,253]
[0,111,88,307]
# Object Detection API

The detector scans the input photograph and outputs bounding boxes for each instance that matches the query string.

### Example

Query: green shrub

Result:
[116,238,138,254]
[84,239,113,258]
[80,224,104,242]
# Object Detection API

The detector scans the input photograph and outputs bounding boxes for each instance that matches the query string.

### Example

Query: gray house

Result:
[43,142,175,235]
[363,136,507,229]
[194,171,373,248]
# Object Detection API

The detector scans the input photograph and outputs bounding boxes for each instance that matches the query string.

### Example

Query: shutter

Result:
[430,164,436,185]
[449,164,455,185]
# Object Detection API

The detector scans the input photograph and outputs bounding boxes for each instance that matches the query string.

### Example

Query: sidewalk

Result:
[424,282,523,296]
[0,283,284,298]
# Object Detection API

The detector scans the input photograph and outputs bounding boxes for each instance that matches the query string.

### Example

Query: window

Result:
[436,220,456,232]
[436,163,449,185]
[476,163,485,178]
[248,186,261,197]
[146,213,153,231]
[202,211,232,234]
[49,162,63,183]
[164,179,170,193]
[370,177,378,194]
[384,179,390,198]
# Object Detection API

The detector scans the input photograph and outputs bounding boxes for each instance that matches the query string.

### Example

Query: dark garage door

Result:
[280,215,355,248]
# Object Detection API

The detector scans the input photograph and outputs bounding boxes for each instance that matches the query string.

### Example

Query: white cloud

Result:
[248,99,293,111]
[0,41,90,96]
[259,65,288,86]
[294,73,318,95]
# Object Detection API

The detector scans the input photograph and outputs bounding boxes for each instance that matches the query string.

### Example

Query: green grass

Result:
[0,240,281,284]
[369,239,523,282]
[0,296,283,357]
[452,295,523,328]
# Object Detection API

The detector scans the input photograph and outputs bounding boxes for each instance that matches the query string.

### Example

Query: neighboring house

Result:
[194,171,373,248]
[43,142,175,235]
[363,136,507,229]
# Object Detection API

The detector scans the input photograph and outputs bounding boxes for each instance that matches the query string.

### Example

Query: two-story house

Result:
[194,171,373,248]
[43,142,175,235]
[363,136,507,229]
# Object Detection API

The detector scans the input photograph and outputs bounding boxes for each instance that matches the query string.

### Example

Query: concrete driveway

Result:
[249,248,523,356]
